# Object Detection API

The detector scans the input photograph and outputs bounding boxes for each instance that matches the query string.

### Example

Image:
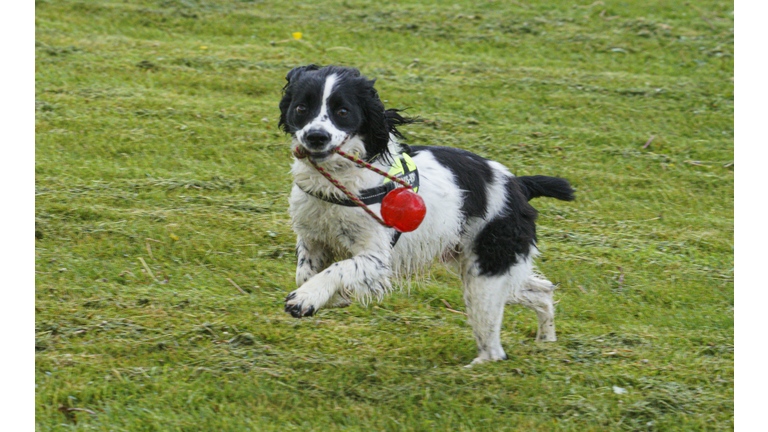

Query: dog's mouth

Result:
[295,135,351,162]
[303,148,337,162]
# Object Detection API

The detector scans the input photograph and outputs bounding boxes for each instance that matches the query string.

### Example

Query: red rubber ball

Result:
[381,188,427,232]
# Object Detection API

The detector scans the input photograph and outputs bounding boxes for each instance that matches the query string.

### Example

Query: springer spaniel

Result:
[278,65,575,365]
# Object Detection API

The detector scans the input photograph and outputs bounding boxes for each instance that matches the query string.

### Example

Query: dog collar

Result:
[297,154,420,208]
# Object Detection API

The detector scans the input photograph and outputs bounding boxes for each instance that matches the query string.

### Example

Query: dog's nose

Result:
[304,129,331,149]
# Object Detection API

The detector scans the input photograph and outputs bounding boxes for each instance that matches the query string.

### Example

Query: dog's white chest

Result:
[289,188,378,253]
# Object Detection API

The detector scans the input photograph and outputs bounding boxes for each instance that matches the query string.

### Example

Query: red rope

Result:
[333,149,413,189]
[293,145,414,228]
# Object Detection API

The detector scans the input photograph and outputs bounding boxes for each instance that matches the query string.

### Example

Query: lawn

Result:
[35,0,733,430]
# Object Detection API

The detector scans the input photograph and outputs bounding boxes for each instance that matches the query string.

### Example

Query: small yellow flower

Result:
[292,32,302,40]
[200,46,208,50]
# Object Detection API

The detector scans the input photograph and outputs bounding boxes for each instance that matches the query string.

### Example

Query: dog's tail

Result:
[515,175,575,202]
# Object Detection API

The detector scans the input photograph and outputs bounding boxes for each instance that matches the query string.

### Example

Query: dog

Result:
[279,65,575,365]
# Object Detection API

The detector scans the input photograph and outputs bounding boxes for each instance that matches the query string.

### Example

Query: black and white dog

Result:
[279,65,575,365]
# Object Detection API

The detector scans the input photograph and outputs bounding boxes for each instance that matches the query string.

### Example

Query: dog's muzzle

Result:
[298,129,336,161]
[296,132,350,161]
[304,129,331,150]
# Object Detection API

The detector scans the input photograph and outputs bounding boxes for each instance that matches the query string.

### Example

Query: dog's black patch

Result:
[474,178,539,276]
[410,145,493,219]
[278,64,321,134]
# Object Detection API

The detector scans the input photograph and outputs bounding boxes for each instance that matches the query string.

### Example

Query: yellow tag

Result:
[383,154,418,192]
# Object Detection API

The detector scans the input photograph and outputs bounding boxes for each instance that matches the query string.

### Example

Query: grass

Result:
[35,0,733,430]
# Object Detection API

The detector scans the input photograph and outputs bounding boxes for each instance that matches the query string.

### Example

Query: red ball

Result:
[381,188,427,232]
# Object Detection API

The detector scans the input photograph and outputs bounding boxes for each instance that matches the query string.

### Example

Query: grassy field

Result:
[35,0,734,430]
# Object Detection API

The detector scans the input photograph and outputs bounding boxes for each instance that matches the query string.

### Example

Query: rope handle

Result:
[293,146,414,228]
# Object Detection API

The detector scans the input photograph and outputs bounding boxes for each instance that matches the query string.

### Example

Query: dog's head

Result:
[279,65,413,162]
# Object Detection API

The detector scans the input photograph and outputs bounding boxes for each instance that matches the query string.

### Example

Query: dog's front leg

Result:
[295,237,329,287]
[294,237,351,310]
[285,248,391,318]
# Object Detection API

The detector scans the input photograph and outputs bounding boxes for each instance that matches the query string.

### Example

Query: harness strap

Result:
[297,155,420,208]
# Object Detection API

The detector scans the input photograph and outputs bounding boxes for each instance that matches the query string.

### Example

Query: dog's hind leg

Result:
[508,274,557,342]
[461,262,513,366]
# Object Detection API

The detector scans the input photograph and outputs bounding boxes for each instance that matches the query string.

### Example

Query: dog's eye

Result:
[295,105,307,115]
[337,108,349,117]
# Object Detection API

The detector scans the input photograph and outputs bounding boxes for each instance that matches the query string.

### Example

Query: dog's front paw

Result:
[284,275,338,318]
[284,291,317,318]
[285,287,330,318]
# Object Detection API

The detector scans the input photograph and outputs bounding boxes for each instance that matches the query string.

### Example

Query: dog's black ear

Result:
[358,78,392,162]
[358,78,418,161]
[385,108,418,141]
[278,90,293,133]
[284,64,320,87]
[279,65,321,133]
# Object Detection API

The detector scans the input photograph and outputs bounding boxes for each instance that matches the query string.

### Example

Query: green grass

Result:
[35,0,733,430]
